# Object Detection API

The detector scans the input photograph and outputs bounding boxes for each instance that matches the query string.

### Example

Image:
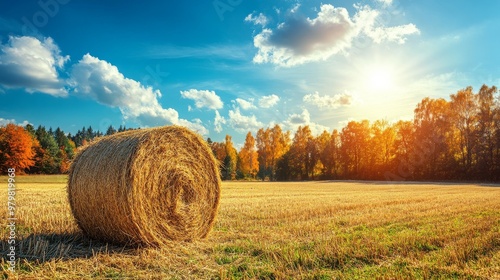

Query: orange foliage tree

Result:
[0,124,37,173]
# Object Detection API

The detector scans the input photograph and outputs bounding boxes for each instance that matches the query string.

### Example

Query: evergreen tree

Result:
[33,126,61,174]
[106,125,117,136]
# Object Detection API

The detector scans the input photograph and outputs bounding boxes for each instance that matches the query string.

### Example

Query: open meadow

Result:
[1,175,499,279]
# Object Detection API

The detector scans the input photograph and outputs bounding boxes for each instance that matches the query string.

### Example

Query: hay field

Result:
[1,176,499,279]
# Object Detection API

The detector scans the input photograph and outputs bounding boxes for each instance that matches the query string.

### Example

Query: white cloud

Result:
[259,94,280,108]
[252,4,419,67]
[376,24,420,44]
[180,89,223,110]
[303,92,353,109]
[353,5,420,45]
[376,0,393,6]
[0,36,69,96]
[288,110,310,124]
[214,110,226,133]
[234,98,256,110]
[0,118,30,127]
[228,108,264,133]
[283,109,329,135]
[70,54,208,135]
[290,4,301,14]
[245,13,269,26]
[0,118,15,126]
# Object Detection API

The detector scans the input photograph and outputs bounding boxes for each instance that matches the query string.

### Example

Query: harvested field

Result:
[1,175,499,279]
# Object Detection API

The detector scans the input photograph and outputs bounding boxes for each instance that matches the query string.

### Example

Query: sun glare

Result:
[368,67,394,92]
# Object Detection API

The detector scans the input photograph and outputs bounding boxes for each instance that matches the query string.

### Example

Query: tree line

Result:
[1,85,499,181]
[0,124,134,174]
[210,85,500,181]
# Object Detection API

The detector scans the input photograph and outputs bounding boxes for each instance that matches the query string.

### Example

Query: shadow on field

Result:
[1,232,136,263]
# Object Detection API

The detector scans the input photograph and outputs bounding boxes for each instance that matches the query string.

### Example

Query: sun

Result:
[367,66,395,92]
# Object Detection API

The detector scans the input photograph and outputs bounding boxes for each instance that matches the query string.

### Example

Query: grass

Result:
[0,175,499,279]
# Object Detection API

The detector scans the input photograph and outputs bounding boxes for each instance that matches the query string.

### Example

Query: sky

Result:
[0,0,499,145]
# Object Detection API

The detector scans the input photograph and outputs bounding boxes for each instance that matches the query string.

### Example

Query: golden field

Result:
[1,175,499,279]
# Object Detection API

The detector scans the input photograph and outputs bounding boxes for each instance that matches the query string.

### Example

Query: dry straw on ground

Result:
[67,126,221,247]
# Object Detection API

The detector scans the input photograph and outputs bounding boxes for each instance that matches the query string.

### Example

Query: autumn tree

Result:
[340,120,371,179]
[287,126,313,180]
[269,125,290,180]
[413,98,452,179]
[0,124,37,173]
[238,132,259,178]
[305,134,320,180]
[256,128,272,180]
[223,135,238,180]
[275,151,292,181]
[476,84,498,178]
[210,141,226,163]
[208,139,226,179]
[389,120,415,180]
[494,90,500,180]
[450,87,478,176]
[316,130,331,177]
[368,120,396,179]
[321,129,341,178]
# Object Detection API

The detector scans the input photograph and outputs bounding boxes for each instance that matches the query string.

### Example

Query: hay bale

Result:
[67,126,221,246]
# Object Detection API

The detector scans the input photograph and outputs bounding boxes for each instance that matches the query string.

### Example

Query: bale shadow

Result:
[1,231,137,263]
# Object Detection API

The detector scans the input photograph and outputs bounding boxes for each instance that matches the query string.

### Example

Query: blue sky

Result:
[0,0,499,145]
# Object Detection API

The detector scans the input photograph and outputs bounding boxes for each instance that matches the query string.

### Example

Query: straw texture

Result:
[67,126,221,246]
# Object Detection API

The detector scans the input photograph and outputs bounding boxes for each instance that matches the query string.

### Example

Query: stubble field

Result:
[1,175,499,279]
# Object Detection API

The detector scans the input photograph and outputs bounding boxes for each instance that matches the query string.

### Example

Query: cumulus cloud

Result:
[303,92,353,109]
[283,109,329,135]
[234,98,256,110]
[214,110,226,133]
[70,54,207,134]
[354,5,420,44]
[251,4,419,66]
[365,24,420,44]
[0,117,30,127]
[245,12,269,26]
[258,94,280,108]
[180,89,223,110]
[0,36,69,96]
[228,108,263,133]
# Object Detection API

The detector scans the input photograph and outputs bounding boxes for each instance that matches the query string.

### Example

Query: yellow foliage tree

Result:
[238,132,259,178]
[224,135,238,180]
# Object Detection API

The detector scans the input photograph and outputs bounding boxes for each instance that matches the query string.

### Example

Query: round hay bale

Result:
[67,125,221,246]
